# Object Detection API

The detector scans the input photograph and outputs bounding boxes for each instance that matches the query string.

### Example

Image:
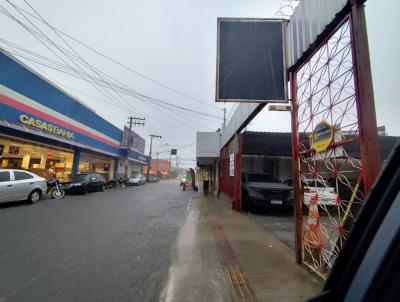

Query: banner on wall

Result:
[229,153,235,176]
[121,126,145,154]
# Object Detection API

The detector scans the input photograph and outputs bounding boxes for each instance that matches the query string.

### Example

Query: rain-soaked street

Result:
[0,180,190,302]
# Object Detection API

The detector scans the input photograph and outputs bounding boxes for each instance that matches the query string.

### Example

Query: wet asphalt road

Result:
[0,180,190,302]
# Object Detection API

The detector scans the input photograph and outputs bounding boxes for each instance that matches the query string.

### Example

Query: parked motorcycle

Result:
[47,178,66,199]
[106,179,116,189]
[116,177,127,188]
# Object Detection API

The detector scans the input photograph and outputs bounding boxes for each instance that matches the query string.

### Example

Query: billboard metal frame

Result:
[215,18,289,103]
[290,0,381,277]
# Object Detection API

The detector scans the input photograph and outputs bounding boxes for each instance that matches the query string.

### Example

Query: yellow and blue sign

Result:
[311,121,333,153]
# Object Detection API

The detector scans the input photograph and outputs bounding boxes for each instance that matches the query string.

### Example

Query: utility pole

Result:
[125,116,145,177]
[147,134,162,179]
[169,152,172,176]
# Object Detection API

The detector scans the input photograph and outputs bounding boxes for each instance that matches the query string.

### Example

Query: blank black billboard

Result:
[216,18,286,103]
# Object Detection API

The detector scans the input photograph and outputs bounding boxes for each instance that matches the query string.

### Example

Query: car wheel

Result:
[101,184,106,192]
[28,190,41,203]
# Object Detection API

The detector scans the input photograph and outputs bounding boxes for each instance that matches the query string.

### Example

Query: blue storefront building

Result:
[0,49,148,181]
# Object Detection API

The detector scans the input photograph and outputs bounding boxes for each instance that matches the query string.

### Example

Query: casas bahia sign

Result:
[19,114,74,140]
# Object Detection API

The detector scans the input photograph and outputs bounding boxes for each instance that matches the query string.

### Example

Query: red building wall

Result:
[219,134,242,211]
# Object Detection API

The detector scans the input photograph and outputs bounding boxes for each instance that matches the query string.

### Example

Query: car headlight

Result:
[248,188,262,196]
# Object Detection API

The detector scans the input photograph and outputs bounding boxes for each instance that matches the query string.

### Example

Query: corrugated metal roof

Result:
[288,0,349,67]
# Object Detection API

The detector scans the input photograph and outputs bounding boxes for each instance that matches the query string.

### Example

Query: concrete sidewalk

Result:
[160,192,323,302]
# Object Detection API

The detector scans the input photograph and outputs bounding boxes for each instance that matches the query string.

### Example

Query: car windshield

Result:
[247,173,278,183]
[71,174,89,182]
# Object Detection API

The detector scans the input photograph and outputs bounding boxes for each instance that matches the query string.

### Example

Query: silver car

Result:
[127,174,146,186]
[0,169,47,204]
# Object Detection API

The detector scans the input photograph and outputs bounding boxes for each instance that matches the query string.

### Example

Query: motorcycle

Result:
[47,178,66,199]
[106,179,116,189]
[116,177,127,188]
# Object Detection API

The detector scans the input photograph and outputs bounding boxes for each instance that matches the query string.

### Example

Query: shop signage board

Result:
[121,126,146,154]
[128,148,148,165]
[19,114,75,140]
[216,18,287,103]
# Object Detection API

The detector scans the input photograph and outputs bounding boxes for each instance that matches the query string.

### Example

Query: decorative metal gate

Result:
[291,4,381,279]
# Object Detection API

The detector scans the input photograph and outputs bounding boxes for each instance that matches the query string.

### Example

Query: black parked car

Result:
[61,173,106,194]
[241,172,293,211]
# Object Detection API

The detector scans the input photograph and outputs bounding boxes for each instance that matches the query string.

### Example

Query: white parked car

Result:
[127,174,146,186]
[303,178,337,206]
[0,169,47,204]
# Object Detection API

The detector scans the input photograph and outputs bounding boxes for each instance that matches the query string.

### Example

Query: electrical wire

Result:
[0,0,218,162]
[0,3,222,123]
[6,0,221,111]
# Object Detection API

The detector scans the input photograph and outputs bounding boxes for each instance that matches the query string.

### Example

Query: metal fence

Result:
[290,2,381,279]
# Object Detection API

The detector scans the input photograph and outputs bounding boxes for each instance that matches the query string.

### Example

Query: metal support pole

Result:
[350,0,381,193]
[125,116,145,178]
[290,71,303,265]
[147,137,153,179]
[147,134,161,179]
[169,152,172,177]
[125,117,133,178]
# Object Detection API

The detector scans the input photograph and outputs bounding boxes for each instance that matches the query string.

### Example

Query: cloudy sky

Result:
[0,0,398,167]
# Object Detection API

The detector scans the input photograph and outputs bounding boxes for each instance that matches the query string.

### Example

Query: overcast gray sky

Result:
[0,0,398,167]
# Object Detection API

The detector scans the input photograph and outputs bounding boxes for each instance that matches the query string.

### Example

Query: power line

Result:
[0,39,221,129]
[0,33,222,121]
[0,2,219,135]
[0,43,208,135]
[1,1,133,119]
[6,0,221,111]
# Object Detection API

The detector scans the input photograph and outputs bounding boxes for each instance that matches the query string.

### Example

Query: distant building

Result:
[143,159,171,178]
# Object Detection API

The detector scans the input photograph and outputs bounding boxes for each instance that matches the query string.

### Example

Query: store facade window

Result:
[0,135,74,181]
[78,153,114,180]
